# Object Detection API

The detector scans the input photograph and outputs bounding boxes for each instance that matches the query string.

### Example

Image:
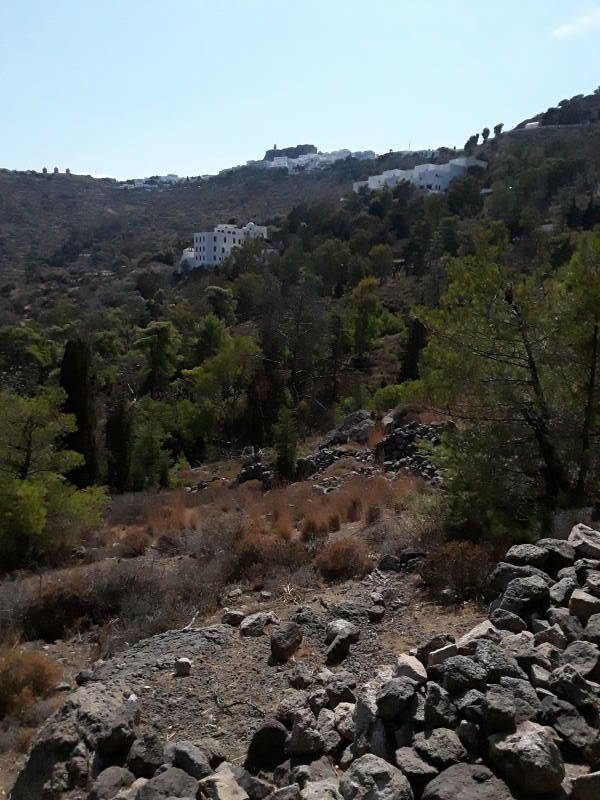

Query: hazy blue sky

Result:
[1,1,599,178]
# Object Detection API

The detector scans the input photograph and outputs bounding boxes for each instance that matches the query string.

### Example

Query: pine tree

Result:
[59,338,98,486]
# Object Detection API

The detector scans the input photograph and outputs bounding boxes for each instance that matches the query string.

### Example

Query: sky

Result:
[1,0,599,179]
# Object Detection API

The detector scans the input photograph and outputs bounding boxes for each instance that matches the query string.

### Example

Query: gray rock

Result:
[368,605,385,622]
[325,670,356,707]
[413,728,466,769]
[537,538,576,574]
[416,634,455,665]
[498,575,550,615]
[483,685,516,732]
[287,663,314,689]
[265,788,301,800]
[538,696,600,767]
[422,763,516,800]
[584,570,600,597]
[164,741,211,779]
[228,764,275,800]
[88,767,135,800]
[271,622,303,663]
[488,562,553,597]
[499,677,541,723]
[198,764,249,799]
[137,766,199,799]
[222,610,246,627]
[394,747,438,794]
[572,771,600,800]
[584,612,600,645]
[339,754,413,800]
[550,576,579,606]
[505,544,548,568]
[534,624,568,649]
[547,606,585,642]
[570,589,600,624]
[276,689,308,728]
[456,621,502,654]
[569,524,600,559]
[455,689,486,725]
[489,608,527,633]
[317,709,342,755]
[334,702,355,741]
[375,677,417,721]
[326,635,352,665]
[424,682,458,729]
[488,721,565,796]
[286,709,325,756]
[560,640,600,681]
[300,780,342,800]
[434,655,487,695]
[174,657,192,677]
[575,558,600,582]
[325,619,360,645]
[472,639,527,682]
[427,643,457,667]
[240,612,279,636]
[455,720,482,755]
[395,654,427,685]
[127,733,164,778]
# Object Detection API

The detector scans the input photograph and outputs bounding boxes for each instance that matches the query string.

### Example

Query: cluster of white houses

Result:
[353,155,487,194]
[222,149,377,175]
[180,222,268,269]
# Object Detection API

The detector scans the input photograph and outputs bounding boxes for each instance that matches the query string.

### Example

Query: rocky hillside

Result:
[11,521,600,799]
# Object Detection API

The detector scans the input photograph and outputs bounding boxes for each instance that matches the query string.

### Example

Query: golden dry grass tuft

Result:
[315,537,371,581]
[0,645,61,720]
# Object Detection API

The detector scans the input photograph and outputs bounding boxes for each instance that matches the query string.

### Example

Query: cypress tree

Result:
[59,338,98,486]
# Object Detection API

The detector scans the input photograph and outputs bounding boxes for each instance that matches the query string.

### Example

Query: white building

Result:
[181,222,268,269]
[353,156,487,194]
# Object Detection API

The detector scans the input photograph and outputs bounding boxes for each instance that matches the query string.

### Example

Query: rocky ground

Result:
[11,522,600,799]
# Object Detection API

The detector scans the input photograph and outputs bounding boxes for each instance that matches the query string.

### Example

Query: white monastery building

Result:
[181,222,268,269]
[353,156,487,194]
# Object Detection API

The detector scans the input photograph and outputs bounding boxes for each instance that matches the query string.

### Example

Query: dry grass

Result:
[315,537,371,581]
[418,540,493,602]
[367,423,385,449]
[0,645,61,720]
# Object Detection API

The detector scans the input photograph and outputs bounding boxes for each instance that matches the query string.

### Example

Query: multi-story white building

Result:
[353,156,487,194]
[180,222,268,269]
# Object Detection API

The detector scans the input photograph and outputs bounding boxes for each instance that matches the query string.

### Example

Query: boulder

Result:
[472,639,527,682]
[560,640,600,681]
[325,619,360,644]
[227,764,275,799]
[584,612,600,645]
[413,729,466,769]
[286,709,325,757]
[489,608,527,633]
[424,682,458,729]
[505,544,548,569]
[537,538,576,574]
[325,671,357,707]
[570,589,600,624]
[584,570,600,597]
[222,610,246,627]
[550,576,579,606]
[367,605,385,623]
[395,654,427,685]
[549,664,599,710]
[339,754,413,800]
[488,721,565,796]
[572,771,600,800]
[547,606,585,643]
[137,766,199,799]
[416,634,455,665]
[434,655,487,695]
[427,643,458,667]
[300,780,342,799]
[198,763,249,799]
[499,677,541,723]
[245,719,288,773]
[538,696,600,766]
[276,689,308,728]
[240,612,279,637]
[316,708,342,755]
[456,621,502,654]
[164,740,211,779]
[498,575,550,615]
[127,733,164,778]
[534,624,568,650]
[483,685,516,732]
[569,524,600,559]
[455,689,486,725]
[271,622,303,663]
[394,747,438,794]
[174,657,192,677]
[288,663,314,689]
[334,702,355,741]
[375,677,417,721]
[88,767,135,800]
[488,562,553,597]
[422,764,516,800]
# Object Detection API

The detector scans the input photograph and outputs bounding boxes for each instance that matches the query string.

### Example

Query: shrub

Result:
[0,646,61,719]
[418,540,493,602]
[315,537,371,581]
[120,528,151,557]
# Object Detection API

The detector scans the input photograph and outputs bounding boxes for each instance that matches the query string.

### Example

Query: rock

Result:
[286,709,325,757]
[320,410,375,448]
[307,687,327,716]
[288,663,314,689]
[572,771,600,800]
[88,767,135,800]
[228,588,243,599]
[455,720,482,754]
[395,654,427,685]
[325,671,356,707]
[538,696,600,766]
[378,554,403,572]
[174,657,192,677]
[96,700,140,764]
[394,747,438,794]
[548,606,585,643]
[326,636,352,665]
[325,619,360,645]
[376,677,417,721]
[455,689,486,725]
[413,728,466,769]
[137,766,199,799]
[127,733,164,778]
[265,788,301,800]
[300,780,342,799]
[550,576,579,606]
[534,624,568,649]
[570,590,600,624]
[427,643,458,667]
[316,708,342,754]
[505,544,549,569]
[222,610,246,627]
[434,655,487,694]
[367,605,385,623]
[537,538,577,574]
[271,623,303,663]
[575,558,600,582]
[569,524,600,559]
[198,763,249,799]
[499,677,541,723]
[276,690,307,728]
[354,678,391,759]
[456,621,502,654]
[550,664,599,710]
[416,634,455,665]
[422,763,516,800]
[424,682,457,729]
[488,562,553,597]
[560,640,600,680]
[489,608,527,633]
[245,719,288,773]
[584,570,600,597]
[484,685,516,732]
[334,703,355,741]
[228,764,275,799]
[584,612,600,645]
[472,639,527,682]
[499,575,550,615]
[240,612,279,637]
[531,664,552,689]
[164,740,211,779]
[197,737,228,769]
[488,721,565,796]
[339,754,413,800]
